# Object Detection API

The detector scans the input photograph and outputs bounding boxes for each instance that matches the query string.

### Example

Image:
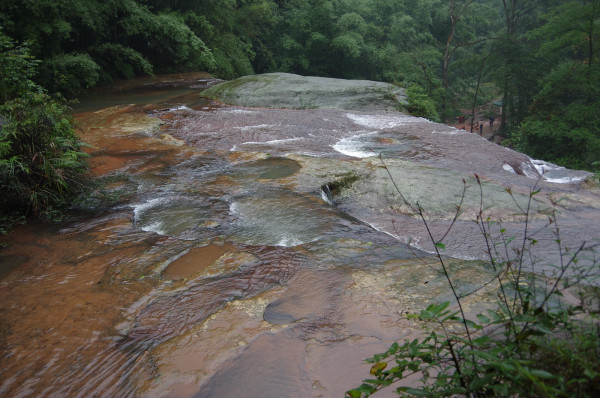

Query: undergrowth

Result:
[1,30,88,224]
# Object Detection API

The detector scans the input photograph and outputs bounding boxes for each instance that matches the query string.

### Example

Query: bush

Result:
[40,53,101,97]
[347,161,600,398]
[211,33,255,80]
[90,43,153,81]
[406,84,440,122]
[0,92,88,217]
[0,31,88,220]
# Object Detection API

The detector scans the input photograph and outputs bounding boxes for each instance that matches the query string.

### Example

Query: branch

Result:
[408,53,440,90]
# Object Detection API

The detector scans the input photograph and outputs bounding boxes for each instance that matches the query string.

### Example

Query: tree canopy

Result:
[0,0,598,171]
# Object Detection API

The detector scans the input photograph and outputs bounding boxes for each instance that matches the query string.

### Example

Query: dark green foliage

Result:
[0,0,270,92]
[0,92,88,217]
[507,0,600,171]
[406,84,440,122]
[0,32,87,219]
[90,43,153,81]
[0,32,40,101]
[209,33,254,79]
[40,53,101,97]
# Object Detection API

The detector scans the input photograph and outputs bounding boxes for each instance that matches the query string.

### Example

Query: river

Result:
[1,73,598,397]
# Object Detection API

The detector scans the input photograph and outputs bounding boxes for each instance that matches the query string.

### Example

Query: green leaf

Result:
[442,387,467,395]
[388,341,399,354]
[460,318,481,330]
[583,368,598,379]
[473,335,491,346]
[347,383,377,397]
[529,369,555,379]
[346,390,362,398]
[469,373,495,391]
[435,242,446,250]
[408,343,419,358]
[487,309,503,322]
[436,301,450,312]
[398,387,430,396]
[476,313,490,323]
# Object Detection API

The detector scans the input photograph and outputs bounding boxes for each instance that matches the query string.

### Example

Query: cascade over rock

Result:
[0,73,598,398]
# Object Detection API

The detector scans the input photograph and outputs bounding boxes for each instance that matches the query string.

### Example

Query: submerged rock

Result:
[201,72,407,111]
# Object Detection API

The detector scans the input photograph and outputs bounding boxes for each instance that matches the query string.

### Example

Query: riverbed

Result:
[1,73,598,397]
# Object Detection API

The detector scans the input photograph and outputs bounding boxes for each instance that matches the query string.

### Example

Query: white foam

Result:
[240,124,274,132]
[532,159,562,175]
[547,176,582,184]
[276,235,305,247]
[133,198,170,234]
[141,221,166,235]
[264,137,304,145]
[321,187,333,205]
[332,132,379,158]
[223,109,254,114]
[531,159,588,184]
[431,128,468,135]
[240,137,304,145]
[170,105,192,112]
[133,198,164,219]
[229,202,240,215]
[346,113,418,129]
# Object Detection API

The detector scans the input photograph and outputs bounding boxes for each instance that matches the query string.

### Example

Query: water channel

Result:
[1,73,599,397]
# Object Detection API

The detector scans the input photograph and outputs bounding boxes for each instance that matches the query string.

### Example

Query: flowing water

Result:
[1,73,599,397]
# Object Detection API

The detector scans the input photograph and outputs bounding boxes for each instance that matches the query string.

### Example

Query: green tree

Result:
[513,0,600,170]
[492,0,542,132]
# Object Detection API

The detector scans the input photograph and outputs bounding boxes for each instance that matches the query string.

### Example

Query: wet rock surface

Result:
[0,73,598,398]
[202,72,407,111]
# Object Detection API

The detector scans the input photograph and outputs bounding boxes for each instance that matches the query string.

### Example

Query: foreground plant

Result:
[347,158,600,397]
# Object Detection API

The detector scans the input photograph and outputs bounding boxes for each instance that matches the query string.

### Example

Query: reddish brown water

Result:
[1,73,598,397]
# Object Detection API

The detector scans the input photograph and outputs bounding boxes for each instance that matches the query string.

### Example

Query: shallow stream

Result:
[1,73,598,397]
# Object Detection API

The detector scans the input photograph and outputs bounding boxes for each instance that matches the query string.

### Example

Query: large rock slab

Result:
[201,72,407,111]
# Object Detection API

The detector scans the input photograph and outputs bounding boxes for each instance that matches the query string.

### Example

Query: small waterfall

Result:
[321,184,334,205]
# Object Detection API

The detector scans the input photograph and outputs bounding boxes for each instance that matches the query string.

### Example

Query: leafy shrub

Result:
[0,31,88,219]
[90,43,153,81]
[0,33,41,101]
[0,92,88,217]
[211,33,254,80]
[143,12,216,73]
[406,84,440,122]
[40,53,101,97]
[331,33,364,59]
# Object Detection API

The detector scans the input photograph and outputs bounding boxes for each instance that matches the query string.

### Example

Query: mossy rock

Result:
[202,72,407,111]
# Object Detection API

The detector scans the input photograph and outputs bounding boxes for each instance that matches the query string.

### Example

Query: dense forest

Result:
[1,0,599,217]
